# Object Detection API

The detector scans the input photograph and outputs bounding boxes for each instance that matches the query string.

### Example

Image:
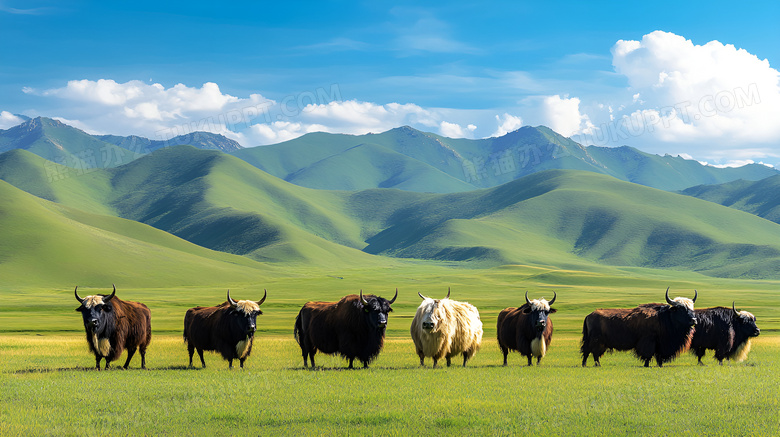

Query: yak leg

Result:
[139,343,147,369]
[643,358,651,367]
[432,357,438,368]
[501,346,509,366]
[197,349,206,368]
[462,352,469,367]
[417,350,425,367]
[655,355,664,368]
[445,356,452,367]
[593,353,601,367]
[362,360,368,369]
[537,356,542,365]
[228,359,234,369]
[582,352,589,367]
[188,344,195,367]
[123,346,137,369]
[527,355,533,366]
[348,358,354,369]
[240,358,246,369]
[309,353,316,368]
[95,356,102,370]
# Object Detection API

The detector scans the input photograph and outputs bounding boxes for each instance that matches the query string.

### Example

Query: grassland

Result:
[2,264,778,435]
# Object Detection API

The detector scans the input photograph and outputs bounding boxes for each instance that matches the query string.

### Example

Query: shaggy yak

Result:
[410,288,483,367]
[294,289,397,369]
[690,302,760,365]
[183,289,267,369]
[74,285,151,370]
[496,291,557,366]
[581,288,697,367]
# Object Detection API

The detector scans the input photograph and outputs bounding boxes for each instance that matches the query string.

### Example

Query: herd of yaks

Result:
[72,285,760,370]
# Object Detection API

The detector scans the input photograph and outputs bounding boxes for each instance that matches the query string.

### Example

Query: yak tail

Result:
[293,312,302,345]
[580,318,589,358]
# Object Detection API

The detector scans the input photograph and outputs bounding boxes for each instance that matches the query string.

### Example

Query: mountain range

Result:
[4,145,780,282]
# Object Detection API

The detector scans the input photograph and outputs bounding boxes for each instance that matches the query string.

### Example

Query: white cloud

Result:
[491,113,524,137]
[0,111,25,129]
[539,95,592,137]
[603,31,780,157]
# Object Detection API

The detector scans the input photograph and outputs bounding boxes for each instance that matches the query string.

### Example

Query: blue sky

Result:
[1,0,779,165]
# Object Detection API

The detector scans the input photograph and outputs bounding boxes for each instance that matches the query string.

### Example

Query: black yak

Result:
[74,285,151,370]
[183,289,267,369]
[690,302,760,365]
[294,289,397,369]
[581,288,697,367]
[497,291,557,366]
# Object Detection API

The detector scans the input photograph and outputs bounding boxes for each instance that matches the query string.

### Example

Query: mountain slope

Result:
[232,125,778,192]
[681,175,780,224]
[0,117,133,168]
[97,131,243,153]
[0,179,272,287]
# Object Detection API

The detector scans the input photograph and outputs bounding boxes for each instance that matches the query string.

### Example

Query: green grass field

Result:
[2,264,778,435]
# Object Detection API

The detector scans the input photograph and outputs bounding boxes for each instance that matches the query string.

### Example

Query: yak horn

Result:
[548,291,557,306]
[525,290,531,305]
[388,288,398,305]
[104,284,116,302]
[359,289,369,306]
[445,287,451,299]
[227,289,238,307]
[665,287,674,305]
[693,289,698,303]
[733,301,738,314]
[257,289,267,306]
[74,286,84,303]
[418,292,428,300]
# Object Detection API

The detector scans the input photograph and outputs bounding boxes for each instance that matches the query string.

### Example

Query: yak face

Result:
[734,304,760,338]
[665,288,698,328]
[417,289,451,333]
[359,289,397,331]
[74,286,116,335]
[227,290,266,336]
[523,291,557,335]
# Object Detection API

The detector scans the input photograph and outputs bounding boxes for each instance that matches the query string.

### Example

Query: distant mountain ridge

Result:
[682,175,780,224]
[0,117,242,170]
[231,125,778,192]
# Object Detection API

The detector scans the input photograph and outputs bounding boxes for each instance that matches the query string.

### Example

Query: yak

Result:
[410,288,483,367]
[294,289,397,369]
[690,302,760,365]
[581,288,697,367]
[74,285,151,370]
[497,291,557,366]
[183,289,267,369]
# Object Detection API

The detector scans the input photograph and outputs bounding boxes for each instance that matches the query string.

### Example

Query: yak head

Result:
[359,289,397,331]
[733,302,760,337]
[416,287,452,333]
[226,289,267,336]
[75,285,117,334]
[664,287,698,327]
[523,291,557,334]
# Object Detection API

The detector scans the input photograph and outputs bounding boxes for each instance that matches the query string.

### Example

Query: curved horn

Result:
[418,292,428,300]
[733,301,738,315]
[257,289,267,306]
[388,288,398,304]
[227,289,238,307]
[692,289,698,304]
[525,291,531,305]
[74,286,84,303]
[665,287,674,305]
[359,289,369,306]
[103,284,116,302]
[445,287,451,299]
[548,290,557,306]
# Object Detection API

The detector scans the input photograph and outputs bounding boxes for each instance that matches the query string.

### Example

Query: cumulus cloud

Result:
[491,113,524,137]
[0,111,25,129]
[539,95,593,137]
[593,30,780,160]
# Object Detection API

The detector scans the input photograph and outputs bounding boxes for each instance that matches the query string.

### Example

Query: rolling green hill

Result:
[4,146,780,279]
[231,125,778,192]
[682,175,780,224]
[0,179,274,287]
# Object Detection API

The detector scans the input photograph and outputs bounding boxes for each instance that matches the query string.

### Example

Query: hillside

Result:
[0,179,274,287]
[231,125,778,192]
[682,175,780,224]
[5,146,780,278]
[0,117,132,168]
